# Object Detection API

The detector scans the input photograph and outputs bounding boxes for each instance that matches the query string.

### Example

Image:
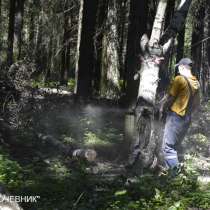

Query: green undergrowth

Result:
[0,100,210,209]
[0,148,210,210]
[32,78,75,91]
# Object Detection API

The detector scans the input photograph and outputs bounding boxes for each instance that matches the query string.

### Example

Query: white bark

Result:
[149,0,167,47]
[74,0,83,94]
[132,0,192,170]
[138,61,160,105]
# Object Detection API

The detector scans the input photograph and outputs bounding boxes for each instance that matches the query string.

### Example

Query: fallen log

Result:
[38,134,97,162]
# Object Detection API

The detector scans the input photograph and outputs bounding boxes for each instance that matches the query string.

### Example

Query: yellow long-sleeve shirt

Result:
[169,75,200,116]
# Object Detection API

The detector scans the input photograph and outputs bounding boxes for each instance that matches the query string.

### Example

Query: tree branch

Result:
[159,0,192,45]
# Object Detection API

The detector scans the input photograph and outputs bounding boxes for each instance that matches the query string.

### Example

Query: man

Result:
[160,58,200,170]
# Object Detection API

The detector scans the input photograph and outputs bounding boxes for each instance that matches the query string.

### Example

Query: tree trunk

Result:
[74,0,99,98]
[191,5,205,80]
[138,0,168,105]
[60,1,71,85]
[124,0,148,104]
[176,26,185,62]
[201,4,210,96]
[0,0,2,54]
[28,0,35,58]
[164,0,175,29]
[138,0,192,105]
[147,0,158,36]
[44,34,53,83]
[118,0,128,80]
[93,0,109,93]
[100,0,120,99]
[14,0,25,60]
[35,8,44,73]
[129,0,192,168]
[7,0,16,66]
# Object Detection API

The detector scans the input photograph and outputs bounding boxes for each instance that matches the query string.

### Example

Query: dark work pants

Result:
[162,111,191,169]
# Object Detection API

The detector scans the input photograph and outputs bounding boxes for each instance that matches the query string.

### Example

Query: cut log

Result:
[72,149,97,162]
[38,134,97,162]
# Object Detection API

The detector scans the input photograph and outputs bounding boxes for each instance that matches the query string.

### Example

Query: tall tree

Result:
[100,0,121,98]
[0,0,2,54]
[28,0,36,57]
[191,4,205,79]
[176,26,185,62]
[164,0,175,29]
[117,0,128,80]
[7,0,16,66]
[124,0,148,104]
[74,0,99,97]
[201,2,210,95]
[60,0,71,85]
[14,0,25,59]
[93,0,109,93]
[34,5,47,74]
[130,0,192,168]
[44,33,53,83]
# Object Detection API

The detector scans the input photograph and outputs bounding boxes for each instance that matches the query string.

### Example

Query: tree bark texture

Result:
[200,3,210,96]
[14,0,25,60]
[74,0,99,97]
[130,0,192,168]
[7,0,16,66]
[28,0,36,57]
[149,0,167,46]
[35,8,47,74]
[138,0,168,105]
[44,34,53,83]
[191,5,205,79]
[164,0,175,29]
[100,0,120,99]
[60,1,71,85]
[139,0,192,105]
[176,26,185,62]
[0,0,2,54]
[118,0,128,80]
[93,0,109,93]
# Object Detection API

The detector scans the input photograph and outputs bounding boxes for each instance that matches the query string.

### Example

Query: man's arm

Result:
[159,94,176,119]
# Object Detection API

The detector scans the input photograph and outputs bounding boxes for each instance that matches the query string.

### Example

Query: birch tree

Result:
[130,0,192,168]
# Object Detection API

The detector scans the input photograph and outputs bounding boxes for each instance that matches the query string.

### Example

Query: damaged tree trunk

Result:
[128,0,192,169]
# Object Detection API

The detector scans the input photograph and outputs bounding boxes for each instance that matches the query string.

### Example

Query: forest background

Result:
[0,0,210,210]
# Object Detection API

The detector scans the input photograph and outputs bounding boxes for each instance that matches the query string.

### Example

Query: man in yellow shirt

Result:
[160,58,200,169]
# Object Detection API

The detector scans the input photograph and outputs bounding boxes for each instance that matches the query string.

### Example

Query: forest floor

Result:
[1,88,210,210]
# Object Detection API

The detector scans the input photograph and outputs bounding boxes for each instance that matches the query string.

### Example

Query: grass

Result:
[0,96,210,210]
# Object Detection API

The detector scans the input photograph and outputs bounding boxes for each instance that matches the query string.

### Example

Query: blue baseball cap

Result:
[175,58,193,67]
